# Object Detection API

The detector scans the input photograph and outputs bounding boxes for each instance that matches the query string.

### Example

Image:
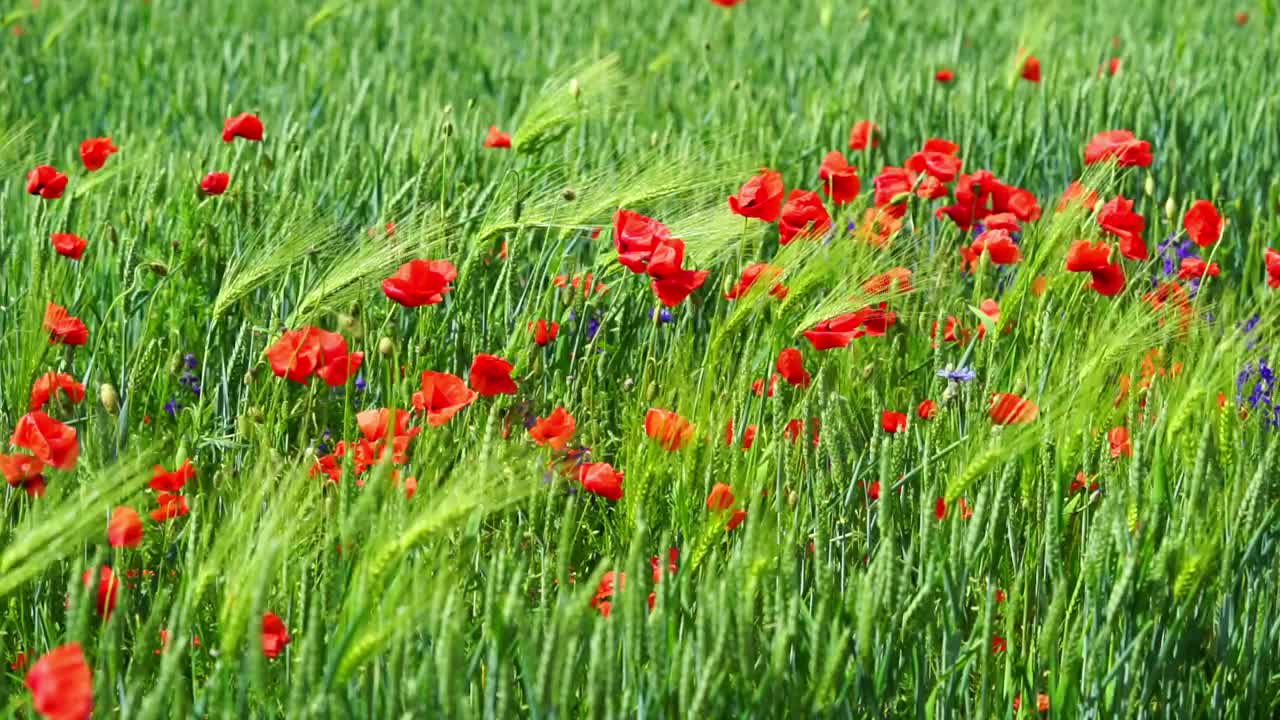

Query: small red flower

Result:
[1235,11,1248,25]
[1020,54,1041,83]
[199,172,230,195]
[108,507,143,548]
[382,259,458,307]
[0,453,46,497]
[43,303,89,346]
[82,566,119,619]
[818,151,861,205]
[612,209,672,274]
[79,137,118,171]
[917,399,938,420]
[1108,426,1132,457]
[803,304,896,350]
[222,112,264,142]
[778,189,832,244]
[579,462,624,500]
[529,407,576,450]
[644,408,695,451]
[1058,181,1100,212]
[709,0,745,5]
[1097,196,1147,260]
[1089,261,1126,296]
[483,126,512,148]
[1084,130,1152,168]
[151,492,189,523]
[469,354,518,396]
[26,165,68,199]
[991,635,1007,654]
[150,459,196,492]
[1177,257,1221,281]
[724,263,786,300]
[530,319,560,346]
[725,509,747,531]
[989,393,1039,425]
[1100,57,1123,76]
[706,482,735,511]
[29,372,85,411]
[881,410,908,433]
[962,229,1022,269]
[411,371,478,426]
[264,326,360,386]
[1266,248,1280,289]
[862,266,913,295]
[935,497,948,520]
[1065,239,1113,272]
[651,268,709,307]
[752,375,779,397]
[50,233,87,260]
[11,411,79,470]
[905,138,962,183]
[848,120,880,151]
[262,611,291,658]
[935,68,955,83]
[728,169,784,222]
[775,347,811,388]
[25,643,93,720]
[1183,200,1223,248]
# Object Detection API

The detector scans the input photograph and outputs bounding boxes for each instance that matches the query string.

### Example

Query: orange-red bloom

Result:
[262,611,291,659]
[25,643,92,720]
[989,393,1038,425]
[862,267,913,295]
[707,482,735,510]
[917,399,938,419]
[469,354,518,396]
[1057,181,1099,212]
[778,189,832,244]
[151,492,189,523]
[651,268,709,308]
[1177,257,1221,281]
[264,326,361,386]
[1084,130,1152,168]
[483,126,511,148]
[803,304,896,350]
[51,233,87,260]
[1108,426,1132,457]
[529,407,576,450]
[644,408,695,451]
[1065,240,1112,272]
[1097,196,1147,260]
[1183,200,1223,247]
[906,138,962,183]
[108,507,143,548]
[579,462,624,500]
[1089,261,1126,296]
[726,509,747,531]
[935,68,955,83]
[150,459,196,492]
[44,303,88,346]
[26,165,68,199]
[222,113,264,142]
[199,171,230,195]
[612,209,672,274]
[848,120,880,151]
[881,410,908,433]
[29,372,85,411]
[412,371,477,426]
[530,319,560,346]
[724,263,787,300]
[1020,54,1041,83]
[79,137,118,171]
[382,259,457,307]
[775,347,811,387]
[818,151,861,205]
[728,169,784,222]
[962,229,1022,269]
[1267,248,1280,289]
[82,566,119,619]
[0,453,46,497]
[11,411,79,470]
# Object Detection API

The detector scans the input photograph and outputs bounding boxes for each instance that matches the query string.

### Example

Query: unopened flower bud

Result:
[99,384,120,414]
[378,336,395,356]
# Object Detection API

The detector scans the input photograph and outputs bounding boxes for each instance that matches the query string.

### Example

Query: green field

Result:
[3,1,1280,717]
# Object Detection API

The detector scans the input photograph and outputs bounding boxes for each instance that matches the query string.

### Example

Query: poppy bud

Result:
[562,188,577,201]
[888,191,912,206]
[786,489,798,507]
[100,384,120,414]
[1164,197,1177,221]
[244,366,260,385]
[1143,175,1155,197]
[145,262,169,277]
[862,364,874,379]
[338,313,361,336]
[378,336,395,356]
[623,377,635,391]
[645,381,657,401]
[650,132,659,148]
[569,78,581,99]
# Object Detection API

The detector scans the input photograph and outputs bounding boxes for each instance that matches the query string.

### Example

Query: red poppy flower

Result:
[262,612,291,659]
[222,112,264,142]
[803,304,896,350]
[1097,196,1147,259]
[723,420,757,450]
[310,441,347,484]
[709,0,745,5]
[1177,257,1221,281]
[962,229,1022,269]
[29,372,85,412]
[881,410,908,433]
[848,120,880,151]
[469,354,518,396]
[775,347,811,387]
[483,126,512,149]
[651,269,709,307]
[1235,11,1248,25]
[79,137,118,171]
[1089,261,1126,296]
[25,643,93,720]
[1108,426,1132,457]
[706,482,735,511]
[728,169,785,222]
[354,408,418,448]
[579,462,624,500]
[151,492,189,523]
[48,233,87,261]
[725,263,787,300]
[612,209,672,274]
[934,497,948,520]
[150,459,196,492]
[108,507,143,548]
[855,205,907,247]
[591,570,624,617]
[1057,181,1099,212]
[411,371,477,426]
[992,635,1008,654]
[862,266,913,295]
[382,259,457,307]
[1183,200,1223,247]
[752,374,779,397]
[917,399,938,419]
[651,548,679,583]
[726,509,747,531]
[905,139,962,183]
[199,172,230,195]
[0,453,46,497]
[989,393,1038,425]
[26,165,68,199]
[529,407,576,450]
[1020,54,1041,83]
[1100,57,1122,76]
[644,408,695,451]
[818,151,861,205]
[1065,240,1113,272]
[264,326,358,385]
[11,411,79,470]
[530,319,560,346]
[1266,248,1280,288]
[314,351,362,387]
[873,166,914,206]
[82,566,119,619]
[1084,130,1152,168]
[935,68,955,83]
[777,189,832,244]
[646,236,688,279]
[43,303,88,346]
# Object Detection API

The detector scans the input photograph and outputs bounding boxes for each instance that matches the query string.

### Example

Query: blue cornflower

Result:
[354,375,367,392]
[647,308,673,324]
[183,353,199,370]
[587,315,602,339]
[164,398,182,416]
[937,366,977,383]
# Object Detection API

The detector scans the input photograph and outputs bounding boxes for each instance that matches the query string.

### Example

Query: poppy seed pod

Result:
[1165,197,1177,221]
[378,337,395,356]
[889,191,913,206]
[1143,175,1155,197]
[100,384,120,414]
